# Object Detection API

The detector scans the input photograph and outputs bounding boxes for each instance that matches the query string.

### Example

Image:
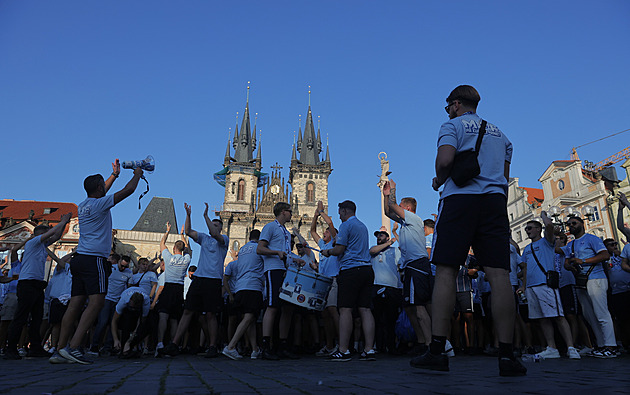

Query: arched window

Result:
[306,182,315,203]
[237,179,245,201]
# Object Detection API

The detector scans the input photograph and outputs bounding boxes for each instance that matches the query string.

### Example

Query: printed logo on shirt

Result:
[462,119,501,138]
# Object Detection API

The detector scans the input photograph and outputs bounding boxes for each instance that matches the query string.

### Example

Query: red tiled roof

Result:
[0,200,77,223]
[522,187,544,205]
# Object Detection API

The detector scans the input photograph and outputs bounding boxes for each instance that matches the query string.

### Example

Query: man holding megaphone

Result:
[51,159,144,365]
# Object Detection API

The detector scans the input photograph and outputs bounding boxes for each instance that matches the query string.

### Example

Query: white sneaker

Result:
[578,347,593,356]
[316,346,335,357]
[49,351,72,364]
[536,346,560,359]
[567,347,581,359]
[48,347,56,355]
[444,340,455,357]
[222,346,242,360]
[251,348,262,359]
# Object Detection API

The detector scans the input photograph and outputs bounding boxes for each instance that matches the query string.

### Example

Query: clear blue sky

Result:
[2,1,629,249]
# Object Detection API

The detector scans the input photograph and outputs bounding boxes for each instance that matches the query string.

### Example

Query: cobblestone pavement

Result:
[0,352,628,394]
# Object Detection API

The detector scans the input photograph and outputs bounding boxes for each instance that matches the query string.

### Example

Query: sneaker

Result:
[261,349,279,361]
[592,348,617,358]
[251,348,262,360]
[49,351,72,364]
[86,345,99,356]
[59,347,93,365]
[316,346,335,357]
[143,347,151,356]
[278,348,300,359]
[536,346,560,359]
[205,345,219,359]
[329,350,352,362]
[154,346,164,358]
[163,343,179,357]
[578,347,593,356]
[499,357,527,377]
[567,347,581,360]
[444,340,455,357]
[359,349,376,361]
[222,346,243,360]
[410,350,449,371]
[48,347,56,355]
[18,348,27,357]
[3,349,22,360]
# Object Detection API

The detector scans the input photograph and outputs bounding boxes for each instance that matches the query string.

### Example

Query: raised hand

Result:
[383,181,391,196]
[204,202,210,217]
[184,203,191,216]
[112,159,120,176]
[166,221,171,233]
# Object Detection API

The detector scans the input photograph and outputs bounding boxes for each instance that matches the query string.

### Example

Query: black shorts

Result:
[559,285,578,316]
[156,283,184,318]
[233,290,263,315]
[184,277,223,313]
[454,291,474,313]
[402,258,432,306]
[472,303,483,320]
[49,298,68,325]
[70,254,111,296]
[609,291,630,322]
[432,194,509,270]
[337,265,374,309]
[265,269,286,308]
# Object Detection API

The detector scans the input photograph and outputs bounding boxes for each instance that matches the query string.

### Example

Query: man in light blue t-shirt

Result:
[54,160,144,365]
[561,216,615,357]
[383,179,432,355]
[321,200,374,361]
[5,214,71,360]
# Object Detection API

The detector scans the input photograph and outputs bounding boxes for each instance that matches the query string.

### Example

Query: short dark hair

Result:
[400,197,417,212]
[84,174,104,195]
[557,233,568,242]
[174,240,185,252]
[526,220,542,227]
[138,257,149,265]
[212,218,223,226]
[249,229,261,241]
[188,265,197,272]
[423,219,435,228]
[110,253,121,263]
[446,85,481,109]
[121,255,132,263]
[338,200,356,213]
[33,225,50,236]
[569,216,584,224]
[604,238,615,245]
[273,202,291,217]
[128,292,145,310]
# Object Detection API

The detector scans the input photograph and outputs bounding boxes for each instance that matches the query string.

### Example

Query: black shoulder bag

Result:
[530,244,559,289]
[129,271,147,288]
[572,241,596,289]
[450,120,487,186]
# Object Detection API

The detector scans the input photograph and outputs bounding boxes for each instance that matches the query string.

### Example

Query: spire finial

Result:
[293,131,296,145]
[246,81,250,104]
[318,115,320,130]
[299,114,302,129]
[308,85,311,107]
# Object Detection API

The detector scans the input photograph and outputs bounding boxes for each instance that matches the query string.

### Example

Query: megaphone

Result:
[122,155,155,173]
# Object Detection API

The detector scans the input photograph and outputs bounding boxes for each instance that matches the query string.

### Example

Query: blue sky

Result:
[2,1,629,252]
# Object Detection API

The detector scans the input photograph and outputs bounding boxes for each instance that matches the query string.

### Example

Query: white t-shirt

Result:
[19,235,49,281]
[77,194,116,258]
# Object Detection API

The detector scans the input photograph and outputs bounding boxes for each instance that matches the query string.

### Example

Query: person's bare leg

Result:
[205,312,218,347]
[358,307,375,352]
[68,294,105,349]
[338,307,353,353]
[417,306,432,345]
[483,267,515,345]
[278,304,295,339]
[227,313,254,349]
[431,265,458,338]
[539,318,557,349]
[554,317,574,348]
[172,310,194,345]
[262,307,278,337]
[57,295,87,349]
[405,306,425,345]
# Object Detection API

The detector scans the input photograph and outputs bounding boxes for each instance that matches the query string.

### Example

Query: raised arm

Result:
[10,238,30,263]
[617,192,630,241]
[113,167,144,206]
[310,206,322,243]
[46,247,75,271]
[104,159,121,193]
[541,211,555,244]
[160,222,171,253]
[40,213,72,245]
[383,179,405,223]
[318,202,337,238]
[184,203,199,242]
[204,203,224,244]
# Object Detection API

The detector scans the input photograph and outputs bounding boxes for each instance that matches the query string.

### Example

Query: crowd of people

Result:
[1,86,628,378]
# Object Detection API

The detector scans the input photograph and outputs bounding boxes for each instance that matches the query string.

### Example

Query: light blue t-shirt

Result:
[47,264,72,300]
[398,211,429,269]
[318,238,339,277]
[194,233,229,279]
[456,255,476,292]
[560,234,607,280]
[557,253,576,287]
[437,113,512,199]
[162,248,191,285]
[259,220,291,272]
[105,265,133,302]
[336,216,370,270]
[225,241,264,293]
[130,270,158,296]
[509,244,520,286]
[77,194,116,258]
[371,246,402,289]
[19,235,49,281]
[609,249,630,295]
[522,238,556,288]
[115,288,150,317]
[6,261,20,294]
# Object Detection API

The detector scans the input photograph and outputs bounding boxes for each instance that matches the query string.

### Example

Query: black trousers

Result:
[7,280,46,351]
[372,286,402,352]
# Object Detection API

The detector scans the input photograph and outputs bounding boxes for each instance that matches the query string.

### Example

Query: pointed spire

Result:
[234,94,253,163]
[225,138,231,162]
[233,112,239,149]
[325,134,330,163]
[316,115,322,154]
[252,112,257,150]
[256,131,262,166]
[246,81,250,104]
[308,85,311,107]
[291,143,297,161]
[297,115,303,153]
[299,101,318,165]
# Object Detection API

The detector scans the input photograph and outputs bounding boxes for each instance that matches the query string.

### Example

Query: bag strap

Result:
[131,271,147,286]
[530,244,548,275]
[473,120,487,157]
[571,239,598,277]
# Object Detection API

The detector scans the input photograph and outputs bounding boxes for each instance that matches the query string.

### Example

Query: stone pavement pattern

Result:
[0,354,628,394]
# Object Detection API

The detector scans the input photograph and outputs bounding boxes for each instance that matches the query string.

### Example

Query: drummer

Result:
[292,228,318,272]
[256,202,304,360]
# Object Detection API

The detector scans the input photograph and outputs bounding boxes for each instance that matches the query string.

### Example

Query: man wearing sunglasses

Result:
[414,85,525,376]
[560,216,615,358]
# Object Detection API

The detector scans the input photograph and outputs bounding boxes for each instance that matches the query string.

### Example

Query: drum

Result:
[279,267,333,311]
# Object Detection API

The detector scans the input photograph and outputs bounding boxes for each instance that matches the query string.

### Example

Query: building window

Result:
[157,209,163,214]
[72,224,79,233]
[233,240,240,251]
[510,213,514,221]
[516,230,522,242]
[558,180,565,190]
[306,182,315,203]
[593,206,600,221]
[144,220,149,225]
[237,179,245,201]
